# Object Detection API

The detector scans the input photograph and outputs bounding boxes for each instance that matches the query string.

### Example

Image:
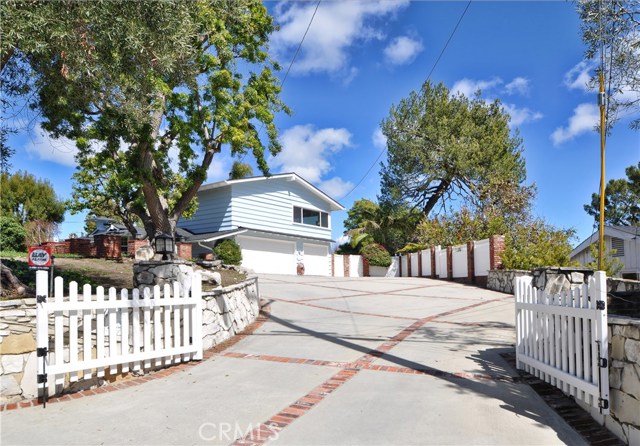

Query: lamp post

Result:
[154,232,175,261]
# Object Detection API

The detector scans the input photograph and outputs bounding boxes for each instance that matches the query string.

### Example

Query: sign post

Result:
[28,246,52,407]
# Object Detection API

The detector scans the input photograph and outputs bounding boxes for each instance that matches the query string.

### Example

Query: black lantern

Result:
[154,232,175,261]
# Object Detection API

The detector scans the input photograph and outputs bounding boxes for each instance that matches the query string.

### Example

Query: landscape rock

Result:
[135,245,155,261]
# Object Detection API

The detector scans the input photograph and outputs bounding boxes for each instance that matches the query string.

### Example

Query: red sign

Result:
[28,246,52,268]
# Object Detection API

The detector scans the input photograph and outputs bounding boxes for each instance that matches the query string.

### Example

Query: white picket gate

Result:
[35,270,203,399]
[514,271,609,414]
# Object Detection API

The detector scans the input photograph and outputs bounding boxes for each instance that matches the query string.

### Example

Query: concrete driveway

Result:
[1,276,586,445]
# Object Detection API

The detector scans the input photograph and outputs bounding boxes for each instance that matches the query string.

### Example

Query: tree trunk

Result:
[422,178,452,216]
[0,262,35,297]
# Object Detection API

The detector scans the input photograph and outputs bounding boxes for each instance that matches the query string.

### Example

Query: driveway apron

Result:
[1,276,586,446]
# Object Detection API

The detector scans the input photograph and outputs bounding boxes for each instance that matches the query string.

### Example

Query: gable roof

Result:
[571,225,640,257]
[198,173,345,212]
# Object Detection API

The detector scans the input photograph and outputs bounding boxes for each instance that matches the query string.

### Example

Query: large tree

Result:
[577,0,640,130]
[0,171,65,225]
[379,81,532,218]
[1,1,288,251]
[584,162,640,226]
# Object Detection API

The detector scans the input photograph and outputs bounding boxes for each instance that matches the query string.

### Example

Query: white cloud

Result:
[551,103,599,145]
[271,124,352,183]
[451,77,503,97]
[504,77,530,96]
[502,103,543,127]
[564,61,595,92]
[383,35,423,65]
[271,0,409,77]
[206,152,234,182]
[319,177,354,200]
[25,126,78,167]
[372,127,387,149]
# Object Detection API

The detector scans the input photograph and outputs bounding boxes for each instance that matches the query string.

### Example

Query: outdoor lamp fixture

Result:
[154,232,175,261]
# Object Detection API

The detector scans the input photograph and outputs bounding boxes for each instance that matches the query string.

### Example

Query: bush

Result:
[0,216,26,252]
[360,243,392,267]
[214,239,242,265]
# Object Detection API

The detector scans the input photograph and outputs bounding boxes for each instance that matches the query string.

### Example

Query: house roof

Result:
[571,225,640,257]
[198,173,345,212]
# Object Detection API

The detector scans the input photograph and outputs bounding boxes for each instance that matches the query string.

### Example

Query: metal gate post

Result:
[35,269,49,407]
[594,271,610,415]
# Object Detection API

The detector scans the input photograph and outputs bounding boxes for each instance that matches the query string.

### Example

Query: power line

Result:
[342,0,472,200]
[240,0,321,163]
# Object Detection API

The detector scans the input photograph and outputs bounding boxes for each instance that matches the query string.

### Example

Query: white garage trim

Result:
[236,235,296,275]
[303,243,330,276]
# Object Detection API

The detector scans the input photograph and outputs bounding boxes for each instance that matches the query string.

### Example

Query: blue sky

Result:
[7,0,639,247]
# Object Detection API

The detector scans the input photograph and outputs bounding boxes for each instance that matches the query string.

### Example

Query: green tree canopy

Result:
[2,0,289,249]
[1,171,65,224]
[584,162,640,226]
[229,161,254,180]
[379,81,533,218]
[577,0,640,130]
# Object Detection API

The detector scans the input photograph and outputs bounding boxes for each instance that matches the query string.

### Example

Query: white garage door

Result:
[303,243,330,276]
[236,236,296,275]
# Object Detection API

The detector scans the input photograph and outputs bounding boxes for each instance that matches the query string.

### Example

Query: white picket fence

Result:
[35,270,203,396]
[514,271,609,414]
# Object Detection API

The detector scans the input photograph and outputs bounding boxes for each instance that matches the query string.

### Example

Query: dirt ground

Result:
[2,257,246,297]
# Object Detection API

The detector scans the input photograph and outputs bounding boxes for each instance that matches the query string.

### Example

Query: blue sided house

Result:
[178,173,344,276]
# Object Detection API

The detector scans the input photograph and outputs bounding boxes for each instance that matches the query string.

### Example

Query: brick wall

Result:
[128,239,149,258]
[446,246,453,280]
[430,247,436,279]
[68,238,94,257]
[95,235,121,259]
[176,243,192,261]
[467,241,475,283]
[42,241,69,255]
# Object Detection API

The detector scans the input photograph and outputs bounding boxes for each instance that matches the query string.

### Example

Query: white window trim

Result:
[291,205,330,229]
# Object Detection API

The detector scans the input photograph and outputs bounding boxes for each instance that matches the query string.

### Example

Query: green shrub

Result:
[360,243,392,267]
[214,239,242,265]
[0,216,26,252]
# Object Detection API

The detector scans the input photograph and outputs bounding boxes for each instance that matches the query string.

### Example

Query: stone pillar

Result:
[418,251,423,277]
[133,260,195,291]
[489,235,505,270]
[467,240,475,283]
[431,247,437,279]
[407,253,412,277]
[447,246,453,280]
[344,255,350,277]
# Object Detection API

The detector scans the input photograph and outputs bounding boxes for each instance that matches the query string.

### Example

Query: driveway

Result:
[1,276,586,445]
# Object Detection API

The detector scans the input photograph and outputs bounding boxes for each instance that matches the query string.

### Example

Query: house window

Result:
[611,237,625,257]
[293,206,329,228]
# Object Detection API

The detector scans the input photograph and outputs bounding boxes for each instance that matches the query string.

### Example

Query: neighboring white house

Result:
[178,173,344,276]
[570,225,640,280]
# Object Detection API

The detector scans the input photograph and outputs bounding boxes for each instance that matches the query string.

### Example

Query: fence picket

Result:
[108,287,118,375]
[153,285,162,367]
[131,288,142,372]
[54,277,65,388]
[96,286,105,378]
[143,287,152,370]
[121,289,130,373]
[69,282,79,383]
[82,284,92,380]
[172,282,181,363]
[163,283,173,366]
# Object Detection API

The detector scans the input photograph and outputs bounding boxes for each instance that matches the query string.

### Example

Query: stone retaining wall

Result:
[0,298,38,403]
[486,270,531,294]
[0,277,260,404]
[579,316,640,445]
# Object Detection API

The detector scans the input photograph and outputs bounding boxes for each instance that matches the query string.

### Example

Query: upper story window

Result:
[611,237,625,257]
[293,206,329,228]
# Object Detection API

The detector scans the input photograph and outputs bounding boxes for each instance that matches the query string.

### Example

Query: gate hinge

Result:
[598,357,608,368]
[596,300,605,310]
[36,347,48,357]
[36,294,47,304]
[599,398,609,410]
[37,374,47,384]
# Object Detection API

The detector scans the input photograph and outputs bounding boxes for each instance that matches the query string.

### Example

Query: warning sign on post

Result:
[28,246,52,269]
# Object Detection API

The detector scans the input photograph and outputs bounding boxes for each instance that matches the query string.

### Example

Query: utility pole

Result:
[598,71,606,271]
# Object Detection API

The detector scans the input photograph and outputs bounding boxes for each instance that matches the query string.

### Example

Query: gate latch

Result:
[599,398,609,410]
[596,300,605,310]
[598,357,608,368]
